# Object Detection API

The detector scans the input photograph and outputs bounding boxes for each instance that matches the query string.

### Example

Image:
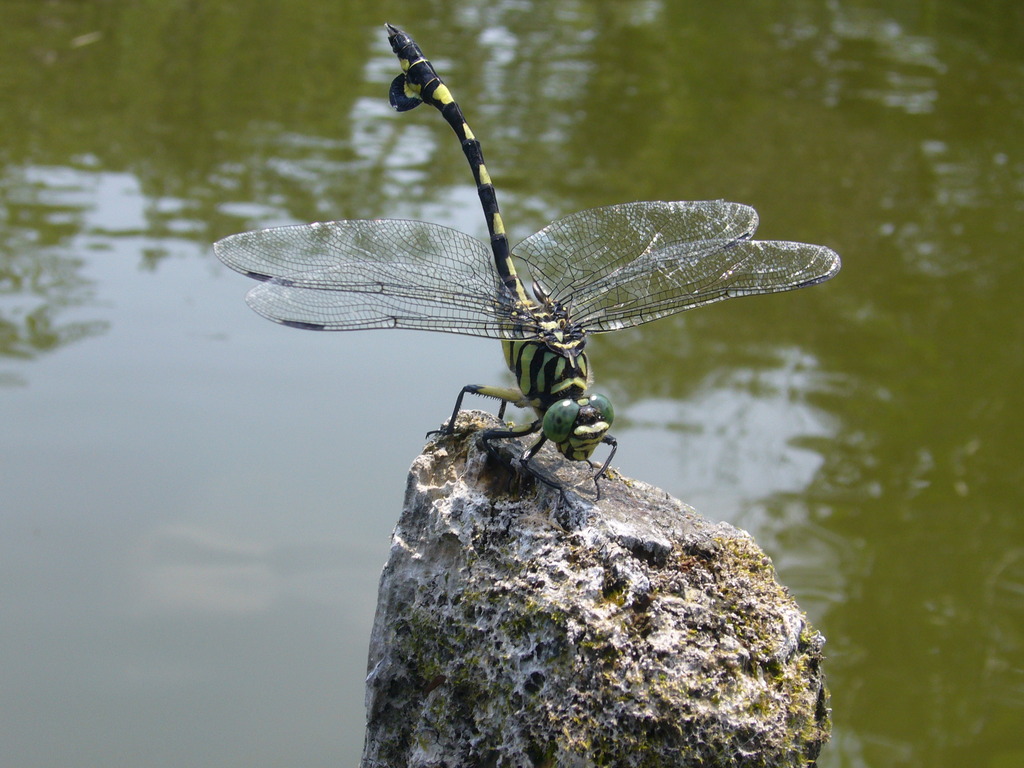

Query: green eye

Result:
[588,393,614,426]
[543,399,580,443]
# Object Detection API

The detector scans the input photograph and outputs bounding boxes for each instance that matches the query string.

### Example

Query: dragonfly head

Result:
[542,393,615,462]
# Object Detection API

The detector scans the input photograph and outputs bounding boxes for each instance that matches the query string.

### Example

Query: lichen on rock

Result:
[361,411,830,768]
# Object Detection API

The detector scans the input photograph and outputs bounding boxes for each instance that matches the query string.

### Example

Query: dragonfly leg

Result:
[589,434,618,499]
[477,421,542,460]
[428,384,527,437]
[518,435,571,495]
[476,422,556,491]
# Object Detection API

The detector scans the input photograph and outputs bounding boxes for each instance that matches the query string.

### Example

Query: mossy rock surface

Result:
[362,411,830,768]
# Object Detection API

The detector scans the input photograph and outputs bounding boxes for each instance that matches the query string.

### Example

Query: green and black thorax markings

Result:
[213,24,841,494]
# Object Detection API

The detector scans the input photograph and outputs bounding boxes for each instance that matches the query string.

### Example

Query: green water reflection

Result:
[2,1,1022,766]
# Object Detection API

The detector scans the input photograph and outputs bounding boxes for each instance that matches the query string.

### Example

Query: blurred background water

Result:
[1,1,1022,766]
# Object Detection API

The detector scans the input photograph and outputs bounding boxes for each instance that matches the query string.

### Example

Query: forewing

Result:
[511,201,839,332]
[214,219,514,336]
[572,238,841,331]
[512,201,758,300]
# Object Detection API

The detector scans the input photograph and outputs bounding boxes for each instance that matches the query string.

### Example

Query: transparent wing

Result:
[214,219,517,337]
[512,200,840,333]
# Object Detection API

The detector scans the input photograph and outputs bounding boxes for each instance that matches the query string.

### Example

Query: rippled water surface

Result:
[2,1,1022,766]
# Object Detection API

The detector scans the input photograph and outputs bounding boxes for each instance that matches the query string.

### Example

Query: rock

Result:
[361,411,830,768]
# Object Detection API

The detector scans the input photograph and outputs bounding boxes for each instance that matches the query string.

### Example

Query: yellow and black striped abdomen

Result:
[387,24,527,302]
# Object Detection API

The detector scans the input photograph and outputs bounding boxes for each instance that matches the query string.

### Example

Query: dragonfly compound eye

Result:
[543,399,581,443]
[585,393,614,427]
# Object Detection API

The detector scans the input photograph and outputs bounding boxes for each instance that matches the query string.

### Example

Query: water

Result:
[2,1,1022,766]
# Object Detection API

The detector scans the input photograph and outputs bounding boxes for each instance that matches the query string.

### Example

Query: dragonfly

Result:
[214,24,841,495]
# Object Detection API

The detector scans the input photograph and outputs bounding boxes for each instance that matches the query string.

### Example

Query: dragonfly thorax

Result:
[526,303,587,360]
[503,337,591,412]
[541,327,586,361]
